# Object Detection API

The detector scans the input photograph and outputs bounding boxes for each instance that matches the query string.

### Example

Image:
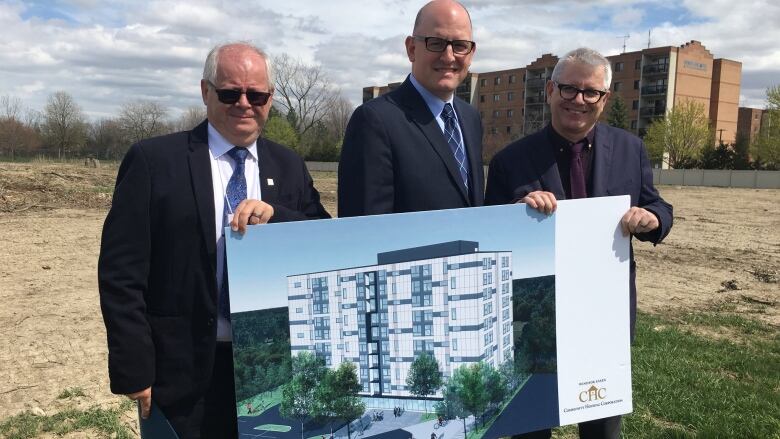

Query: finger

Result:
[140,393,152,419]
[620,210,635,236]
[257,205,274,224]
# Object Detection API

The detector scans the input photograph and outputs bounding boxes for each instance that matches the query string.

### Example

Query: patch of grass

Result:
[237,386,284,417]
[0,404,134,439]
[257,424,292,432]
[57,387,86,399]
[626,312,780,438]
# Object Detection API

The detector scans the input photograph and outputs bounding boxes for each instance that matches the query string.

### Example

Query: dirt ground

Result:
[0,162,777,435]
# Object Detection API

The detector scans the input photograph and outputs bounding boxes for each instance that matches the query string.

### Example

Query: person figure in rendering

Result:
[338,0,484,216]
[485,47,673,438]
[98,42,329,438]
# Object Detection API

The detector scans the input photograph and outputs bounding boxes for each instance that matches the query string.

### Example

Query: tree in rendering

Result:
[406,352,442,413]
[280,352,327,439]
[316,362,365,439]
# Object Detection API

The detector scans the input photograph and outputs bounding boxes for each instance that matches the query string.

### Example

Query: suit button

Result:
[207,318,214,327]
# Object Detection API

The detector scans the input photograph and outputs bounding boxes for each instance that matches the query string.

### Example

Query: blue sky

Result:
[0,0,777,120]
[225,204,555,312]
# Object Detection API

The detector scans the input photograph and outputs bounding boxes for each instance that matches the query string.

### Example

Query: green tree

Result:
[263,114,299,150]
[450,363,489,430]
[279,352,327,439]
[606,93,630,130]
[406,352,442,413]
[436,380,469,436]
[316,362,365,439]
[644,99,713,168]
[751,85,780,170]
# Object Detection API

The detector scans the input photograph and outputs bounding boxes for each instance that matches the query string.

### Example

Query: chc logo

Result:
[579,385,607,402]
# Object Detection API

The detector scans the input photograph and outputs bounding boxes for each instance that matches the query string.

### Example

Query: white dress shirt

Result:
[207,123,262,341]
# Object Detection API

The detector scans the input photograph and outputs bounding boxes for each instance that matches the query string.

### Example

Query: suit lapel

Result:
[188,121,217,272]
[396,79,470,205]
[591,123,613,197]
[257,138,280,202]
[535,127,566,199]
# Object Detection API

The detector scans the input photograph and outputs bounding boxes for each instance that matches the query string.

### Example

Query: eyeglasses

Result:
[413,36,475,55]
[555,82,608,104]
[207,81,272,106]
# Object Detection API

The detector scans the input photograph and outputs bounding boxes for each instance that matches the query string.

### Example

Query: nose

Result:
[439,44,456,62]
[571,90,587,105]
[235,92,252,109]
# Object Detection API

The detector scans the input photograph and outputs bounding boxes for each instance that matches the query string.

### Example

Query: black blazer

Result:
[338,76,484,216]
[485,123,673,338]
[98,121,329,409]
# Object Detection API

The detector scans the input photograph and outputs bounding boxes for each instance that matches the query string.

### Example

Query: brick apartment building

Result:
[736,107,768,145]
[363,41,742,159]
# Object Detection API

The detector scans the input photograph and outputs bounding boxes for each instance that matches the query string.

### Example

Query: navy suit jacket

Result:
[98,121,329,410]
[338,76,484,216]
[485,123,672,338]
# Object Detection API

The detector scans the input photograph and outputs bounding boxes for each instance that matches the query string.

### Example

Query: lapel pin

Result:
[267,178,274,186]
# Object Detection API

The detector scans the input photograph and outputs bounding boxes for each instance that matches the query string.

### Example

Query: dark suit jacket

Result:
[338,76,484,216]
[98,121,329,410]
[485,123,672,338]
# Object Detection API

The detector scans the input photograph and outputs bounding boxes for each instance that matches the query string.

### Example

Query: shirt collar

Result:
[409,73,455,119]
[207,122,258,161]
[547,123,596,151]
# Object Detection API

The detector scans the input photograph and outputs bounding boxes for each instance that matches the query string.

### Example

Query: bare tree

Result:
[173,105,207,132]
[325,94,354,142]
[272,54,338,138]
[118,100,170,145]
[0,95,25,159]
[87,118,125,160]
[42,91,87,159]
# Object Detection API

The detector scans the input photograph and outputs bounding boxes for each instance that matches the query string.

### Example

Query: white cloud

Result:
[0,0,776,119]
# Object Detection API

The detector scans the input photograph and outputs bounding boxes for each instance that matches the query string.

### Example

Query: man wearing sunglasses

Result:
[98,42,329,438]
[338,0,483,217]
[485,48,672,439]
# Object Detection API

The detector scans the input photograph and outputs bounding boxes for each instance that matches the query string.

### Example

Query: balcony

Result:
[640,106,666,117]
[641,85,667,96]
[526,77,548,88]
[643,64,669,75]
[525,95,545,105]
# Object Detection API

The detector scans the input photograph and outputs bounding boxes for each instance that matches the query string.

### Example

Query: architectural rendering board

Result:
[226,197,632,438]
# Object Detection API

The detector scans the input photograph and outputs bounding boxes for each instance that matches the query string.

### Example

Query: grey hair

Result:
[551,47,612,90]
[202,41,275,90]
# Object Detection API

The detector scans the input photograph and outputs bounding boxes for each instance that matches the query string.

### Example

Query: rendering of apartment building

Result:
[287,241,514,401]
[363,41,741,159]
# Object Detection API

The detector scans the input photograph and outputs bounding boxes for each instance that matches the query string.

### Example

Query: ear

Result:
[602,90,612,106]
[545,80,554,101]
[200,80,209,105]
[405,36,416,62]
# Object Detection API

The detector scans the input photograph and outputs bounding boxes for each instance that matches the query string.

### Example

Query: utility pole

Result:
[717,129,725,144]
[647,29,652,49]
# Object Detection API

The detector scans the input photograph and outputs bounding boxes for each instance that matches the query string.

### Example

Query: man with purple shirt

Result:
[486,47,673,439]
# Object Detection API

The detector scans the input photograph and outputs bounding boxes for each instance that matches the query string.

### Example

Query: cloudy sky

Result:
[1,0,778,120]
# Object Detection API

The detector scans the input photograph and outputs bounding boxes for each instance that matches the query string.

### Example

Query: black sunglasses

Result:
[207,80,272,106]
[413,36,475,55]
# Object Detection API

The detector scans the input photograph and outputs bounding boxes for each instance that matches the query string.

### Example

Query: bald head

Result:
[413,0,472,35]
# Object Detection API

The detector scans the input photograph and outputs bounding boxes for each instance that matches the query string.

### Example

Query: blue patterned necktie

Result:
[221,147,249,320]
[441,103,469,192]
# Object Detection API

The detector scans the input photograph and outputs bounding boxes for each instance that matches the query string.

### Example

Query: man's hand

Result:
[621,206,659,236]
[127,387,152,419]
[519,191,557,215]
[231,199,275,233]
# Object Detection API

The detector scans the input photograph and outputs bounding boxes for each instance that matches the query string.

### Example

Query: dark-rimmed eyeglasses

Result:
[555,82,608,104]
[413,36,475,55]
[207,80,272,106]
